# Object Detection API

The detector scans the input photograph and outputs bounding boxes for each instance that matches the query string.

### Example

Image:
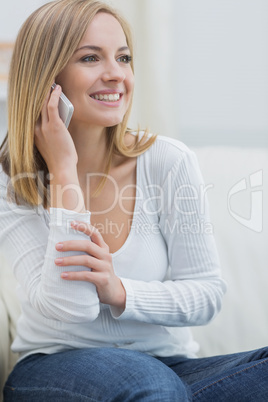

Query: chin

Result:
[103,117,125,128]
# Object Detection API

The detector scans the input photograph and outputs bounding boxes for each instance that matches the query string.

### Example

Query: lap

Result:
[4,348,190,402]
[4,346,268,401]
[158,346,268,401]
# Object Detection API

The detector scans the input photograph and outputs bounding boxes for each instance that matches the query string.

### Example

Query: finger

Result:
[40,89,51,125]
[34,116,42,137]
[71,221,108,249]
[61,270,97,283]
[47,84,62,123]
[60,270,109,288]
[90,227,108,249]
[55,254,105,271]
[55,239,107,260]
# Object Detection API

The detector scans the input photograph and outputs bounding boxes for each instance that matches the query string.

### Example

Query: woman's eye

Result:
[117,55,132,64]
[82,55,98,62]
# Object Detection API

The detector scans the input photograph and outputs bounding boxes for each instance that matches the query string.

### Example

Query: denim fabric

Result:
[3,346,268,401]
[158,346,268,401]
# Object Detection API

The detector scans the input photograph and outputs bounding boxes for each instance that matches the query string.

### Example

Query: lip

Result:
[89,89,124,107]
[89,89,124,96]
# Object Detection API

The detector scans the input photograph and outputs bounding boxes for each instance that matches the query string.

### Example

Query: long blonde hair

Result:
[0,0,155,207]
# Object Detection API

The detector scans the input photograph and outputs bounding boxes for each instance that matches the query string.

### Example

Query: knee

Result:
[133,372,190,401]
[118,351,191,401]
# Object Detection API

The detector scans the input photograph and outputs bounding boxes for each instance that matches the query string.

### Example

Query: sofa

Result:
[1,145,268,400]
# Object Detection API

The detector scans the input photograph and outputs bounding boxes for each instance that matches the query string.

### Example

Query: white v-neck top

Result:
[0,135,226,360]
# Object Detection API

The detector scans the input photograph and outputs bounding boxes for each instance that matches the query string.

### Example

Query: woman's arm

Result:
[111,148,227,326]
[46,144,226,327]
[54,221,126,312]
[0,86,101,322]
[0,184,100,322]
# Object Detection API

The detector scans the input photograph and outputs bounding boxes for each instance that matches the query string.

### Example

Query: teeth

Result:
[91,93,120,102]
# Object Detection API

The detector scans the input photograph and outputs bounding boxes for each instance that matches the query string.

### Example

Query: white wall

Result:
[0,0,46,41]
[104,0,268,145]
[174,0,268,146]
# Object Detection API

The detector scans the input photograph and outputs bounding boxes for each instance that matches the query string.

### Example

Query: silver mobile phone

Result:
[51,83,74,128]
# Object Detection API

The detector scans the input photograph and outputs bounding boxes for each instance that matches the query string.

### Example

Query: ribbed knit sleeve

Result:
[0,176,99,323]
[111,141,227,326]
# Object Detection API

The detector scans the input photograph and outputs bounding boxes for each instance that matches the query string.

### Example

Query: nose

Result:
[102,59,126,82]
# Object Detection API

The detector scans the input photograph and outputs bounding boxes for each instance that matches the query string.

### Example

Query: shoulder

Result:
[141,134,198,175]
[153,134,195,158]
[133,133,205,189]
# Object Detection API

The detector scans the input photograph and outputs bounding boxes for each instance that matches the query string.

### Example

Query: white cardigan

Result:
[0,136,226,360]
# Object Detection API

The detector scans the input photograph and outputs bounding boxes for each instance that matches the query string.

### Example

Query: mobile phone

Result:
[51,83,74,128]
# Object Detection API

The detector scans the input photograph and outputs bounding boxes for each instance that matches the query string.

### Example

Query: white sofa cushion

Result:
[192,146,268,356]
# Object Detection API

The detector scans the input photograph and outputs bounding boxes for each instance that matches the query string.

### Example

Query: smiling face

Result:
[56,12,134,131]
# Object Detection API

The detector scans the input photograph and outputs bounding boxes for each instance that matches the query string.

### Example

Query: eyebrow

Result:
[74,45,130,53]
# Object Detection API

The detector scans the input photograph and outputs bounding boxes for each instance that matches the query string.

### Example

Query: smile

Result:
[90,93,121,102]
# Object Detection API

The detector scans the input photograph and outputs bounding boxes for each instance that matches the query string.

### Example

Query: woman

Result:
[0,0,267,400]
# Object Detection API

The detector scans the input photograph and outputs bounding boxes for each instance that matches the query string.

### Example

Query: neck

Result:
[69,123,109,177]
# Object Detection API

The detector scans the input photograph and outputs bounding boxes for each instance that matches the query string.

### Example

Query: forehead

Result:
[79,12,127,48]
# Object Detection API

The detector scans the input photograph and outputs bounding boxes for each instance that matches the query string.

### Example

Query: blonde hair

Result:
[0,0,155,207]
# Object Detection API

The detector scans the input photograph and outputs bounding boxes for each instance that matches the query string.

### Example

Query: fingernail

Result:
[55,84,61,91]
[55,258,63,265]
[56,243,63,250]
[61,272,68,278]
[71,221,78,227]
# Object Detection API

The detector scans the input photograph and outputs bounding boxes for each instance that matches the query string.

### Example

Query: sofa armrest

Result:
[192,146,268,357]
[0,255,20,401]
[0,296,9,401]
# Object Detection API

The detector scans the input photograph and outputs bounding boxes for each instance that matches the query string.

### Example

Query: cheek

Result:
[126,73,134,95]
[61,79,86,107]
[56,67,84,97]
[55,69,70,89]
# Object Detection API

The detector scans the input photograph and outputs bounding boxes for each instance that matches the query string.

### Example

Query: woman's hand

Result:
[55,221,126,311]
[35,85,85,212]
[34,84,78,173]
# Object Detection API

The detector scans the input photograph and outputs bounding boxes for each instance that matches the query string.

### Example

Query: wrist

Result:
[112,279,126,312]
[49,168,78,185]
[49,170,85,212]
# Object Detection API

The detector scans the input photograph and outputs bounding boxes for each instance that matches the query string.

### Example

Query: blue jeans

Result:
[3,346,268,401]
